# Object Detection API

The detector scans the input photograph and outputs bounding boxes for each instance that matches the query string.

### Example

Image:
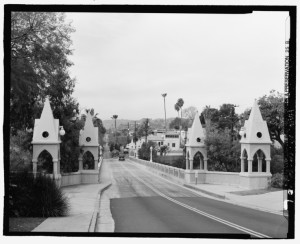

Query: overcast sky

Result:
[66,11,288,121]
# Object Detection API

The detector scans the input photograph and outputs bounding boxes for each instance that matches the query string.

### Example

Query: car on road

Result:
[119,153,125,161]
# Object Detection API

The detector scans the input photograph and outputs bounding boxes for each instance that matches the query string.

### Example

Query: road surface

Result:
[100,158,288,238]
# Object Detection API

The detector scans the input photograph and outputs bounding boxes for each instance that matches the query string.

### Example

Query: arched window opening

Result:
[193,151,204,170]
[253,149,266,172]
[37,150,53,174]
[242,149,248,172]
[82,151,94,170]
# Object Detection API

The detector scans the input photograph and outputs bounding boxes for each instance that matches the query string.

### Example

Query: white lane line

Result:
[127,160,283,216]
[120,162,271,238]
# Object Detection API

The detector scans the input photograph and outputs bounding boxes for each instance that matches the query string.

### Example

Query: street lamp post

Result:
[150,146,153,162]
[162,93,167,133]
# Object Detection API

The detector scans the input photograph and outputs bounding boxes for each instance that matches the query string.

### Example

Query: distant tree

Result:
[201,105,219,129]
[169,117,189,131]
[205,127,240,172]
[137,118,152,143]
[92,115,106,146]
[257,90,284,147]
[138,141,158,161]
[217,104,239,130]
[174,103,180,117]
[176,98,184,146]
[182,106,197,121]
[159,145,170,156]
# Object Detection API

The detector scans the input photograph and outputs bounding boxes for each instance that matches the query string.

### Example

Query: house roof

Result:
[148,135,164,141]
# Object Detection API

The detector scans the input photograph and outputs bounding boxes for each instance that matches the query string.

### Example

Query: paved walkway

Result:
[184,183,285,214]
[32,183,110,232]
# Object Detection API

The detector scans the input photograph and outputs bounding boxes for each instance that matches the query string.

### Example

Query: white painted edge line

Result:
[122,162,271,238]
[128,159,283,216]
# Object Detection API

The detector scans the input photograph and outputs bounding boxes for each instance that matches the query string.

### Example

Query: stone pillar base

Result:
[81,170,99,184]
[239,172,272,189]
[185,170,206,184]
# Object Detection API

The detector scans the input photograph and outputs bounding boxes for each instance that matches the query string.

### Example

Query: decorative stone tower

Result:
[239,100,272,189]
[185,111,208,183]
[78,112,99,172]
[31,98,64,185]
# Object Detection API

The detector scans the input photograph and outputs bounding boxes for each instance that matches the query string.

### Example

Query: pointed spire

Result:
[85,112,95,129]
[79,111,99,146]
[32,97,60,143]
[40,97,55,122]
[186,111,205,147]
[241,100,271,144]
[247,100,263,124]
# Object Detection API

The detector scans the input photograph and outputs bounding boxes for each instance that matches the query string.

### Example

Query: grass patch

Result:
[9,217,46,232]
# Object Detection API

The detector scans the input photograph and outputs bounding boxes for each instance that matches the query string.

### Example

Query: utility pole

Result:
[162,93,167,133]
[134,121,137,149]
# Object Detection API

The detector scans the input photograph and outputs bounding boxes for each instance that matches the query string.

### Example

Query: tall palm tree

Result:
[174,103,180,118]
[111,115,118,144]
[177,98,184,147]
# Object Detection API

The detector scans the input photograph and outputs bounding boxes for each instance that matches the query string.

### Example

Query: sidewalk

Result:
[32,182,111,232]
[184,183,285,214]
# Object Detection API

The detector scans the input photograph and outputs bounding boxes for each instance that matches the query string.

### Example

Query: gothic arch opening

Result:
[37,150,53,174]
[193,151,204,170]
[82,151,94,170]
[252,149,266,172]
[242,149,248,172]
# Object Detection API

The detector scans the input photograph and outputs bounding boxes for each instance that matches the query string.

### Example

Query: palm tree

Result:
[111,115,118,144]
[162,93,167,132]
[174,103,180,118]
[177,98,184,147]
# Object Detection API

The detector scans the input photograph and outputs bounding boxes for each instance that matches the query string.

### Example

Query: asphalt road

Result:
[102,158,288,238]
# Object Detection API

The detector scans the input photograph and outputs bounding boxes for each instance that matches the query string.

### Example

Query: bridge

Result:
[95,156,287,237]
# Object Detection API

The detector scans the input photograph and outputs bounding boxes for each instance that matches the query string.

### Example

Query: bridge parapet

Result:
[129,156,185,184]
[129,156,269,190]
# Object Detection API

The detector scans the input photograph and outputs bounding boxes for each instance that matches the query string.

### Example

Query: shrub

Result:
[271,173,284,189]
[172,156,186,169]
[138,141,157,161]
[155,156,185,169]
[270,145,284,174]
[10,130,32,172]
[9,171,69,217]
[111,149,119,157]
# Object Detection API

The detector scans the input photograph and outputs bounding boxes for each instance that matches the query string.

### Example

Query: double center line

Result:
[120,162,271,238]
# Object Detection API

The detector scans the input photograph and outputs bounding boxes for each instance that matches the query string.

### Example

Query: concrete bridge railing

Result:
[129,156,186,184]
[129,156,271,190]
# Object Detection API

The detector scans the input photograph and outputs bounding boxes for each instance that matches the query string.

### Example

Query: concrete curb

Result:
[88,182,112,232]
[96,191,115,232]
[183,184,226,200]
